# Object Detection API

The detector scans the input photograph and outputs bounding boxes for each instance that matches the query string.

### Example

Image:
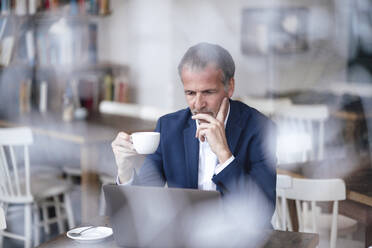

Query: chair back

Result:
[274,104,329,163]
[285,178,346,248]
[0,127,34,204]
[240,96,292,117]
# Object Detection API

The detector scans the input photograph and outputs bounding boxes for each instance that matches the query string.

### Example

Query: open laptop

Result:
[103,184,221,248]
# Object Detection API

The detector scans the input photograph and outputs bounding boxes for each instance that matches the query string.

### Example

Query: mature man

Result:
[112,42,277,226]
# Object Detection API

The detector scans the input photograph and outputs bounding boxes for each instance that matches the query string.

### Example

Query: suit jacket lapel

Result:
[184,117,199,188]
[226,100,243,154]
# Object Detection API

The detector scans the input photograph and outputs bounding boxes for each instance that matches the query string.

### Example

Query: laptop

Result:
[103,184,221,248]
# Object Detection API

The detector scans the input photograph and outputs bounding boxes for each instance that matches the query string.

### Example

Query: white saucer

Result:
[67,226,113,243]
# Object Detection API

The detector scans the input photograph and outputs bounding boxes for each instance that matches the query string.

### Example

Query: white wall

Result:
[98,0,348,109]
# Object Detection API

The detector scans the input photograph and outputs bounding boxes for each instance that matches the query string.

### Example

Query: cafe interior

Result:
[0,0,372,247]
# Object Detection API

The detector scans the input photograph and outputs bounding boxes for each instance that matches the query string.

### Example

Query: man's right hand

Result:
[111,132,144,184]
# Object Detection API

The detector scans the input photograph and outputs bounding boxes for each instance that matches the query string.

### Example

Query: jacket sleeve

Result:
[212,120,277,225]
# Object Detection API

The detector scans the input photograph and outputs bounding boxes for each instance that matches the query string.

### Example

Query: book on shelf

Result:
[0,0,110,16]
[78,0,85,14]
[19,79,31,113]
[50,0,59,10]
[89,0,110,15]
[29,0,36,14]
[1,0,10,15]
[1,0,36,15]
[87,23,97,63]
[44,0,50,10]
[103,73,114,101]
[69,0,78,15]
[114,77,129,103]
[99,0,109,15]
[15,0,27,16]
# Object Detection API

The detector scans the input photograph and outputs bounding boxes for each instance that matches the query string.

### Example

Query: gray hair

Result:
[177,42,235,88]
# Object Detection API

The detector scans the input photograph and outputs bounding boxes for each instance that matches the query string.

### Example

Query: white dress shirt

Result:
[117,105,235,187]
[197,105,234,191]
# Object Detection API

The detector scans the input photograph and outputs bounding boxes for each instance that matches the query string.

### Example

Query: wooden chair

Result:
[284,178,358,248]
[273,174,293,231]
[273,104,329,163]
[0,127,75,248]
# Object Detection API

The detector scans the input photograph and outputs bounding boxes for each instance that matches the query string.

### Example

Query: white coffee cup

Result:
[131,132,160,154]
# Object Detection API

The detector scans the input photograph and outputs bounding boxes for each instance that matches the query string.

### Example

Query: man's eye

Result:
[204,91,215,95]
[185,91,195,96]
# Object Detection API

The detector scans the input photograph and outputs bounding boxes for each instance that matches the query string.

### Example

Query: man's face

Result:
[181,64,234,118]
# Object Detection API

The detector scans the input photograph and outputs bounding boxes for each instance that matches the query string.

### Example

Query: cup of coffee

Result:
[131,132,160,154]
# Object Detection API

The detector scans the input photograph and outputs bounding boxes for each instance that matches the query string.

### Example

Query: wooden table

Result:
[0,111,156,221]
[277,156,372,248]
[37,216,319,248]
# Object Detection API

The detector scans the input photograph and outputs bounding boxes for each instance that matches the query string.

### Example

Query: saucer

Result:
[67,226,113,243]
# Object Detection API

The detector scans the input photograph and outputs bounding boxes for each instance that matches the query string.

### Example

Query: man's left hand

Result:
[192,97,232,163]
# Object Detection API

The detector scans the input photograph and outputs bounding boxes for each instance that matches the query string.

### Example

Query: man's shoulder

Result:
[158,107,191,124]
[231,99,272,124]
[230,99,276,137]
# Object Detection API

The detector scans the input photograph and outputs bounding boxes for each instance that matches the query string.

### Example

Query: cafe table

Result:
[37,216,319,248]
[277,155,372,248]
[0,111,156,221]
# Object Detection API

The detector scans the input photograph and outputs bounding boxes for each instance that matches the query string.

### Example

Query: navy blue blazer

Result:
[134,99,277,217]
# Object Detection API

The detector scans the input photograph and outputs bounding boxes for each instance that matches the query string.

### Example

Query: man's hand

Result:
[111,132,145,183]
[192,97,232,163]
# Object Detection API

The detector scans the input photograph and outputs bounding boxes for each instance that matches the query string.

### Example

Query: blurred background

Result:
[0,0,372,247]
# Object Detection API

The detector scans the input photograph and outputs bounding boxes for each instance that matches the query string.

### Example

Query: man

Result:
[112,42,277,226]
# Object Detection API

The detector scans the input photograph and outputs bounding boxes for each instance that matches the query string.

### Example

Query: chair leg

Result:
[41,201,50,234]
[0,203,8,248]
[53,196,65,233]
[281,196,287,231]
[63,192,75,229]
[33,203,40,247]
[275,199,283,230]
[286,205,293,231]
[24,204,32,248]
[99,188,106,216]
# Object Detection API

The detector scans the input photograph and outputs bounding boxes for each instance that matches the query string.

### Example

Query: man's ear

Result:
[227,78,235,98]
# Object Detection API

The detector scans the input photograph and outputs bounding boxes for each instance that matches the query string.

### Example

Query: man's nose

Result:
[194,93,205,111]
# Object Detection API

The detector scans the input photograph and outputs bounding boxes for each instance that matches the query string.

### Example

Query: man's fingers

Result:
[216,97,229,123]
[196,123,212,141]
[199,130,207,142]
[113,145,136,153]
[112,131,136,153]
[192,113,216,124]
[118,132,131,141]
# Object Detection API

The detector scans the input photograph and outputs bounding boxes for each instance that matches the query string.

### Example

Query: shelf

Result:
[33,12,111,24]
[35,62,128,73]
[0,0,112,20]
[0,63,33,71]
